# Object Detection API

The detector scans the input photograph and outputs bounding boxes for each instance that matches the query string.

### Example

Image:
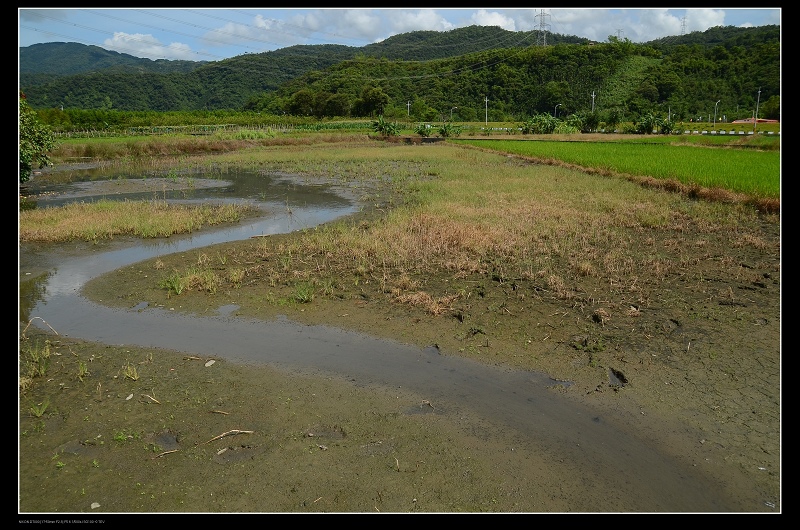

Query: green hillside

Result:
[19,25,780,124]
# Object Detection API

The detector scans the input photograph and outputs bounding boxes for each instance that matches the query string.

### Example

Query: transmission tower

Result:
[535,10,551,46]
[680,15,687,36]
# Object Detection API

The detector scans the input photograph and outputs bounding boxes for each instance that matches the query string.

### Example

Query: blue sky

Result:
[19,7,781,62]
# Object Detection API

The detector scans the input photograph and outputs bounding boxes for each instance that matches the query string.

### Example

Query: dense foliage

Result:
[19,93,56,183]
[20,25,779,127]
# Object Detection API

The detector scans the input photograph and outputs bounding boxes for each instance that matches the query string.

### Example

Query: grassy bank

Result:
[19,199,258,243]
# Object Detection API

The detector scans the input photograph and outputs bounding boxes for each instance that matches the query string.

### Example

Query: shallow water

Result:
[19,170,746,512]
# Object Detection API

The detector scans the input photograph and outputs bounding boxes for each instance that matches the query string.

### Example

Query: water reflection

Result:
[19,269,51,323]
[19,169,361,326]
[17,167,743,511]
[23,169,353,211]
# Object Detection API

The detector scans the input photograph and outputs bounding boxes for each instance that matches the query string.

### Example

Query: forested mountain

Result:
[19,42,203,81]
[20,26,585,79]
[19,24,780,123]
[19,25,585,111]
[360,24,586,60]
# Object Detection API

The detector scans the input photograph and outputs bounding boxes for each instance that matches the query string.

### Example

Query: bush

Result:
[438,123,462,138]
[520,113,558,134]
[19,95,57,183]
[372,115,400,137]
[414,123,432,138]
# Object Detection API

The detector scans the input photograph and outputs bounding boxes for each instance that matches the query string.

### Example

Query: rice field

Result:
[452,138,780,199]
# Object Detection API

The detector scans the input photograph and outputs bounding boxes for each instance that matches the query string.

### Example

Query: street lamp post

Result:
[753,87,761,133]
[554,104,561,118]
[450,107,457,121]
[713,100,720,129]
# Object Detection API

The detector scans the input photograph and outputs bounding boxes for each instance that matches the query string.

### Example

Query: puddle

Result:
[21,169,354,212]
[216,304,241,317]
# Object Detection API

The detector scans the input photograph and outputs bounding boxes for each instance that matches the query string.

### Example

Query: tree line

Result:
[21,24,779,128]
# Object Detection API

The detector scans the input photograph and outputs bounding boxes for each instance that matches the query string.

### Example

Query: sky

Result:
[19,7,781,62]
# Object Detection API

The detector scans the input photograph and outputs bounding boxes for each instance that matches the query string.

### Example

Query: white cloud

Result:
[389,9,455,34]
[628,9,682,41]
[289,10,325,34]
[545,9,615,42]
[685,8,726,33]
[283,9,384,45]
[470,9,515,31]
[103,32,195,61]
[339,9,383,37]
[203,21,254,47]
[251,15,308,47]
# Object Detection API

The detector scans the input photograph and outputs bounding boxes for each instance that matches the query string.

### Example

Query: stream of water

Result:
[19,170,745,512]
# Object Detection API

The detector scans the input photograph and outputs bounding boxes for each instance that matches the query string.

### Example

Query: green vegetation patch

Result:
[454,138,780,199]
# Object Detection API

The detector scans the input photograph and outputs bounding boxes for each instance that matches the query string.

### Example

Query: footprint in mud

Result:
[57,439,103,458]
[150,430,181,451]
[304,425,346,439]
[213,444,261,464]
[608,368,628,388]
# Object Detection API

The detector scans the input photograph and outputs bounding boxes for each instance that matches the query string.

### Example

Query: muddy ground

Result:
[19,162,781,514]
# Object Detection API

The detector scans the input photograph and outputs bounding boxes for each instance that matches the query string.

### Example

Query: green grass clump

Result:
[453,138,780,199]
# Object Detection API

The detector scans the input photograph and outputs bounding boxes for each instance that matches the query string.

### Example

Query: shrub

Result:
[372,115,401,137]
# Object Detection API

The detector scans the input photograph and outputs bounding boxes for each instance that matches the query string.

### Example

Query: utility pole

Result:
[535,10,551,46]
[591,91,596,113]
[484,96,489,127]
[753,87,761,133]
[407,101,410,116]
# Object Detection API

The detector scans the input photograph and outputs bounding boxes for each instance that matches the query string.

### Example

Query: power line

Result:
[535,10,550,46]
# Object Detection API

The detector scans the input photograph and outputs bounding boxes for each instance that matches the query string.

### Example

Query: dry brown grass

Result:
[144,142,774,319]
[50,133,372,164]
[38,140,777,331]
[19,200,255,243]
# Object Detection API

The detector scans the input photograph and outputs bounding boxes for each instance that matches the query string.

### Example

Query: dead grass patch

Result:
[393,290,460,315]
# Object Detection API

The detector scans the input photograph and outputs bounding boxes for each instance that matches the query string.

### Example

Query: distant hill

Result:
[18,25,589,108]
[20,26,585,80]
[19,42,203,78]
[18,24,779,122]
